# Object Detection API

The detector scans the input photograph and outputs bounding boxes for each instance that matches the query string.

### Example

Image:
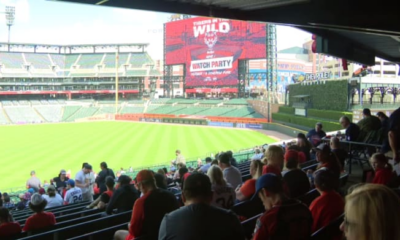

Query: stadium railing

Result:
[67,222,128,240]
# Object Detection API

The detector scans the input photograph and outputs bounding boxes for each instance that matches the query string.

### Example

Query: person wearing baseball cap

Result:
[158,173,245,240]
[23,193,56,232]
[64,179,83,205]
[43,185,63,209]
[252,174,312,240]
[306,122,327,147]
[75,163,94,202]
[314,143,341,178]
[282,150,310,198]
[114,170,179,240]
[106,175,138,215]
[52,169,69,196]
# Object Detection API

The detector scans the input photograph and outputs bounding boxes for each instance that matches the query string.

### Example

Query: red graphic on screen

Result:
[165,17,267,87]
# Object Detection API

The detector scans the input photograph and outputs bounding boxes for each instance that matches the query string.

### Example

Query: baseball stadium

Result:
[1,0,400,239]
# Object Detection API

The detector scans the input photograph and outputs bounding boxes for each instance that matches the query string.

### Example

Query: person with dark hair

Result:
[282,150,310,198]
[88,176,115,209]
[297,133,312,161]
[219,152,242,189]
[382,107,400,163]
[75,163,94,201]
[114,170,179,240]
[96,162,116,194]
[200,157,212,173]
[2,193,15,209]
[315,144,342,178]
[211,159,219,166]
[43,185,63,209]
[252,174,312,240]
[339,116,360,141]
[158,173,245,240]
[376,111,389,134]
[310,169,344,237]
[0,207,21,238]
[154,173,167,190]
[226,150,238,168]
[106,175,138,215]
[52,169,69,196]
[357,108,381,141]
[306,122,326,147]
[23,193,56,232]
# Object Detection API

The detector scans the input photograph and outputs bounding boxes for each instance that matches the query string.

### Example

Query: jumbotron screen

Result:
[165,17,267,87]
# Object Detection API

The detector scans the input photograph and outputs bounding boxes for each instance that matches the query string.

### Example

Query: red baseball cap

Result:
[136,170,154,184]
[284,150,299,162]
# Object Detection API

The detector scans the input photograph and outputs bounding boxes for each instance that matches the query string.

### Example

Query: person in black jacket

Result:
[105,175,138,215]
[96,162,115,194]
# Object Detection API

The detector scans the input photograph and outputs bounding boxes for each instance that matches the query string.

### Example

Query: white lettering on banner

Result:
[190,57,233,72]
[193,22,230,37]
[305,72,332,81]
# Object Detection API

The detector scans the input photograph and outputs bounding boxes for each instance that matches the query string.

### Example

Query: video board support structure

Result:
[266,24,278,121]
[238,60,249,98]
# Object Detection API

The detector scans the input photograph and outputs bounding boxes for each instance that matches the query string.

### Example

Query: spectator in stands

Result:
[16,193,29,210]
[219,152,242,189]
[52,169,69,196]
[251,148,264,160]
[96,162,116,194]
[26,170,41,192]
[64,179,83,204]
[340,184,400,240]
[297,133,312,161]
[211,159,219,166]
[357,108,381,141]
[89,176,115,210]
[114,170,179,240]
[282,150,310,198]
[330,137,348,171]
[106,175,138,215]
[252,174,312,240]
[376,111,389,134]
[0,207,21,238]
[200,157,212,173]
[154,173,168,190]
[171,149,186,165]
[339,116,360,141]
[38,188,46,195]
[382,107,400,163]
[159,173,245,240]
[23,193,56,232]
[262,145,284,177]
[75,163,94,201]
[173,163,185,180]
[227,150,238,167]
[315,144,342,178]
[2,193,15,209]
[369,153,393,185]
[43,185,63,209]
[306,122,327,147]
[310,169,344,235]
[207,165,236,209]
[287,145,307,163]
[236,160,263,202]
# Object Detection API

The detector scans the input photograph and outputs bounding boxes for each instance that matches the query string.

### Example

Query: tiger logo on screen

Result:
[204,31,218,50]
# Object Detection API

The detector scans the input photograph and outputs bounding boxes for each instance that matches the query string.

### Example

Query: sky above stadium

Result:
[0,0,311,59]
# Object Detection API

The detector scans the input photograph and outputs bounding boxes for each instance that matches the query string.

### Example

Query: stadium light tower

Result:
[5,6,15,51]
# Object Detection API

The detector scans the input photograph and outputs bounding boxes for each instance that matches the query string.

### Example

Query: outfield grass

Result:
[0,122,276,191]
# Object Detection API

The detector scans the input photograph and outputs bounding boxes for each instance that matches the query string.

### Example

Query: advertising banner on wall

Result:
[237,123,263,129]
[209,121,234,127]
[166,17,267,87]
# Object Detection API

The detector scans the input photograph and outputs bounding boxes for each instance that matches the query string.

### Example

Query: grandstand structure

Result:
[0,42,161,101]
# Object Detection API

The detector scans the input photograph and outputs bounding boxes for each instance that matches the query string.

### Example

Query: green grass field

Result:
[0,121,275,191]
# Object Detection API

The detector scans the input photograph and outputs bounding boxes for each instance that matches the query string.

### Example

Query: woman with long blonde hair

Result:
[262,145,284,177]
[340,184,400,240]
[207,165,235,209]
[236,160,263,202]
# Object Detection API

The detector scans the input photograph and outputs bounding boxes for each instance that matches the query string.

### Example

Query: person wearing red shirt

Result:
[236,160,263,201]
[0,207,21,238]
[114,170,179,240]
[262,145,284,177]
[315,143,341,178]
[309,169,344,238]
[370,153,393,185]
[23,193,56,232]
[252,174,312,240]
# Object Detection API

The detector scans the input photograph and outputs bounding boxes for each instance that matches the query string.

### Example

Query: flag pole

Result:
[115,50,119,114]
